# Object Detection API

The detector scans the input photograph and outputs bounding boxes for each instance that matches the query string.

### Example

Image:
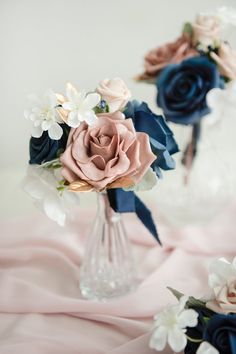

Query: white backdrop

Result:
[0,0,235,218]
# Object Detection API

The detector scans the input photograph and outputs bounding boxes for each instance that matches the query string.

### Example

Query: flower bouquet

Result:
[24,78,178,300]
[137,7,236,176]
[136,8,236,225]
[150,257,236,354]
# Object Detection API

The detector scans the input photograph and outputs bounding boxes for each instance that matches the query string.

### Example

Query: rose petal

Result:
[131,132,156,183]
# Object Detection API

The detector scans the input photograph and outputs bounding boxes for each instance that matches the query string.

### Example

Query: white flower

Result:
[24,89,63,140]
[149,296,198,353]
[124,167,158,192]
[208,257,236,289]
[23,165,80,226]
[206,81,236,124]
[62,83,101,128]
[196,342,219,354]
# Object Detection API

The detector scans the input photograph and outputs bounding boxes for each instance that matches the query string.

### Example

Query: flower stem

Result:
[186,335,203,343]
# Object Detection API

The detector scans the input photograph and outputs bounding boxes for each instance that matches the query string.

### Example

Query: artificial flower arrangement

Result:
[24,78,178,243]
[150,257,236,354]
[136,7,236,176]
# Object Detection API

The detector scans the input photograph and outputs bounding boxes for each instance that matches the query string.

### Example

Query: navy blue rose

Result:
[203,314,236,354]
[124,100,179,177]
[29,124,70,164]
[156,56,223,125]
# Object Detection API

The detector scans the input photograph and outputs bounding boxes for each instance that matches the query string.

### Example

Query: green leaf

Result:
[187,296,207,309]
[183,22,193,36]
[167,287,184,300]
[41,158,62,170]
[56,148,65,158]
[167,287,207,309]
[94,102,110,114]
[203,316,211,324]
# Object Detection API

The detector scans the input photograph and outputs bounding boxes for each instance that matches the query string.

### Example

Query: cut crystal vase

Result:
[80,192,137,300]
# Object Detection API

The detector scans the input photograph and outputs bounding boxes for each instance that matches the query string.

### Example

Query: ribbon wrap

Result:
[107,188,161,245]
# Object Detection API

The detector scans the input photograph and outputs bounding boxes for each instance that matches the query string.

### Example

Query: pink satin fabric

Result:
[0,201,236,354]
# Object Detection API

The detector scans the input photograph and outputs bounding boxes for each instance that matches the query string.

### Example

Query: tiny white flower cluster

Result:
[149,256,236,353]
[23,166,80,226]
[62,83,100,128]
[149,296,198,353]
[149,294,220,353]
[24,84,101,140]
[23,78,133,225]
[24,90,64,140]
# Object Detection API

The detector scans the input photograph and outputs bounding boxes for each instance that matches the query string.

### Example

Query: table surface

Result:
[0,197,235,354]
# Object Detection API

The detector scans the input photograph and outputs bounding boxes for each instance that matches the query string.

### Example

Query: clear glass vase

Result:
[80,192,137,301]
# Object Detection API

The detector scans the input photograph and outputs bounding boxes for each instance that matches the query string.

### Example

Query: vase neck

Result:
[96,192,120,222]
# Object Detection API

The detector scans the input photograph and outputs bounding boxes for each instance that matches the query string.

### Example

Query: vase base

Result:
[80,277,138,301]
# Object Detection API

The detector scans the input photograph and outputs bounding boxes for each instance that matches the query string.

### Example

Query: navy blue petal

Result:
[29,124,70,164]
[156,56,223,125]
[124,101,179,177]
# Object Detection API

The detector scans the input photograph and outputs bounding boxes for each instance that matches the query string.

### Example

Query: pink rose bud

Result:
[136,34,198,81]
[96,78,131,113]
[192,14,221,47]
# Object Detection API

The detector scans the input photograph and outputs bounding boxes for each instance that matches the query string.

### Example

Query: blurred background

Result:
[1,0,236,223]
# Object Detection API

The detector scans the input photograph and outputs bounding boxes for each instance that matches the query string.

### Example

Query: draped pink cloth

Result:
[0,202,236,354]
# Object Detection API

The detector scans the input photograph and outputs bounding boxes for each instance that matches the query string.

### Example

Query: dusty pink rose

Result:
[137,34,198,81]
[192,14,221,47]
[207,279,236,314]
[96,78,131,113]
[60,111,156,190]
[210,42,236,80]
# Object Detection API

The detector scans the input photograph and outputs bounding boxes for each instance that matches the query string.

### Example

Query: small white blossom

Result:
[23,165,80,226]
[196,341,219,354]
[206,81,236,124]
[62,83,101,128]
[24,89,63,140]
[124,168,158,192]
[149,296,198,353]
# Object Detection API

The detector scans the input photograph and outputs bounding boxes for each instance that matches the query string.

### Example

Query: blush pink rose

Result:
[96,78,131,113]
[192,14,221,47]
[60,111,156,190]
[207,279,236,314]
[210,42,236,80]
[137,34,198,81]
